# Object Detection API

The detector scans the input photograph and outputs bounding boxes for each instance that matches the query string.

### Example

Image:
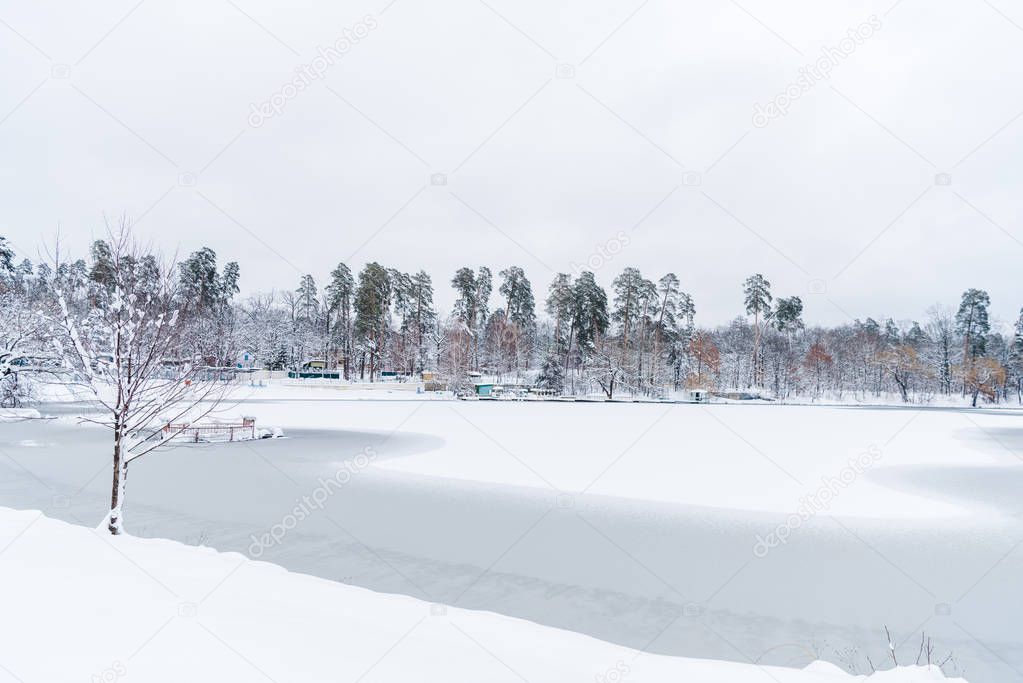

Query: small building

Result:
[687,389,709,403]
[302,359,328,371]
[236,351,255,369]
[474,383,496,397]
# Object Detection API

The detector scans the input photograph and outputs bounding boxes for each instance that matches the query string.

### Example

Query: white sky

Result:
[2,0,1022,327]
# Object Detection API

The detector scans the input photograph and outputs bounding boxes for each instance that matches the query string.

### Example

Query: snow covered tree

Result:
[923,306,957,396]
[545,273,575,372]
[0,236,14,280]
[88,239,116,292]
[535,348,564,394]
[175,247,240,366]
[450,266,491,371]
[803,341,833,400]
[689,332,720,389]
[964,357,1006,407]
[325,263,355,376]
[1011,308,1023,403]
[178,248,222,311]
[743,274,772,387]
[388,269,419,375]
[498,266,536,330]
[773,296,803,333]
[409,271,436,374]
[354,263,391,380]
[956,288,990,363]
[612,267,654,349]
[51,224,230,535]
[485,267,536,376]
[0,291,50,407]
[296,274,319,324]
[571,271,609,350]
[611,267,656,394]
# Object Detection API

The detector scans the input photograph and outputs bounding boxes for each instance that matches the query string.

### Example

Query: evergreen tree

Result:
[178,247,221,311]
[743,273,772,386]
[0,236,13,277]
[450,266,491,370]
[222,262,240,300]
[409,270,436,373]
[545,273,574,349]
[326,263,355,377]
[656,274,681,337]
[571,271,609,350]
[956,288,991,360]
[88,240,116,291]
[743,274,773,319]
[474,266,492,331]
[498,266,536,329]
[612,267,654,347]
[904,321,928,348]
[354,263,391,380]
[772,296,803,332]
[296,274,319,323]
[451,267,477,325]
[535,349,565,394]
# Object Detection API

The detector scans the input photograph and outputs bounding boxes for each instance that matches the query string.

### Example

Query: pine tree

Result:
[612,267,653,348]
[88,240,116,292]
[450,266,491,371]
[956,288,991,361]
[743,273,772,387]
[772,296,803,332]
[354,263,391,380]
[296,275,319,323]
[668,289,696,390]
[222,262,240,300]
[545,273,574,350]
[178,247,222,311]
[499,266,536,329]
[326,263,355,377]
[0,236,13,277]
[410,271,435,374]
[571,271,609,351]
[536,349,565,394]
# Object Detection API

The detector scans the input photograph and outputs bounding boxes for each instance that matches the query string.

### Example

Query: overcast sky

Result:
[2,0,1021,328]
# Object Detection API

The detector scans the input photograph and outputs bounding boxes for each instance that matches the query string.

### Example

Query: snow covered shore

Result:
[0,507,963,682]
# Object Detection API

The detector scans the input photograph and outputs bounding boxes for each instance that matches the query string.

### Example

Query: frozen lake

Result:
[1,392,1021,682]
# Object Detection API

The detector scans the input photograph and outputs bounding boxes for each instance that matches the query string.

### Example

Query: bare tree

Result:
[50,222,230,534]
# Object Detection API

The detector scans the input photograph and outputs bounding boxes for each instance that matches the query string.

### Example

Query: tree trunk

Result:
[108,427,127,535]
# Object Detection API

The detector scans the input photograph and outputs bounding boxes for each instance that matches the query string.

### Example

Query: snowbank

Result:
[0,507,964,682]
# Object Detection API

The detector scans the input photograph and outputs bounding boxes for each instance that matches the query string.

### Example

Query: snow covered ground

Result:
[1,385,1020,680]
[0,507,964,682]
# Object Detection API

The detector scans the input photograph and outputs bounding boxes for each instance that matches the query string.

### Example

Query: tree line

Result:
[2,232,1021,405]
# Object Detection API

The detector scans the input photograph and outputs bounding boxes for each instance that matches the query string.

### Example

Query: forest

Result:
[1,231,1020,406]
